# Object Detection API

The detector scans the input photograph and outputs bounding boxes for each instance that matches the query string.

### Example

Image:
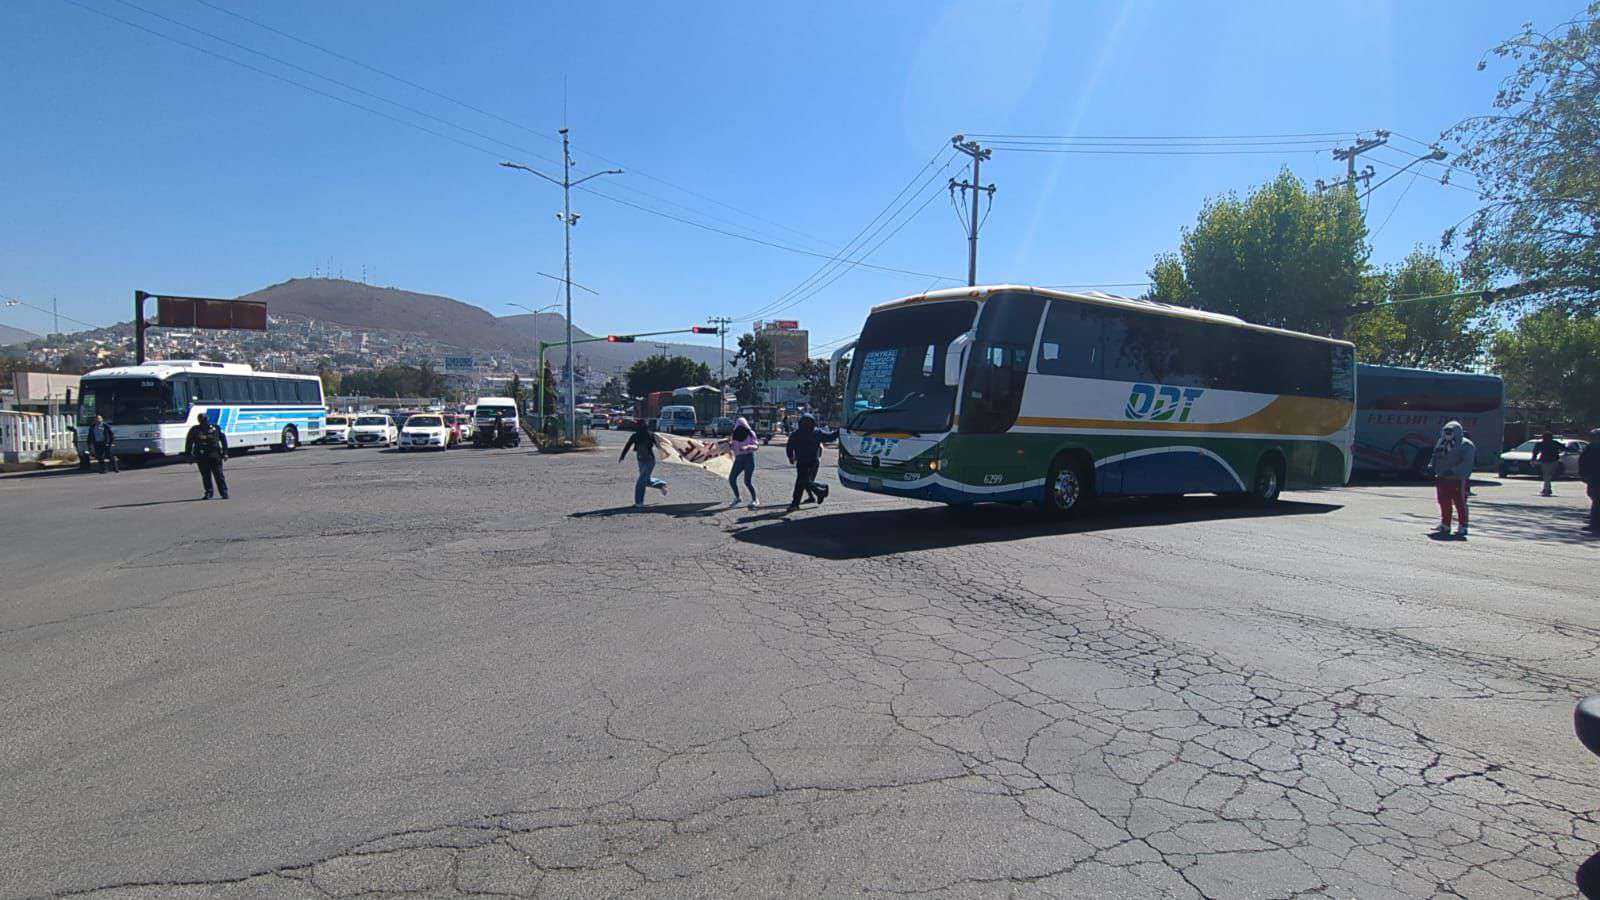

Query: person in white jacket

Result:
[1430,420,1476,538]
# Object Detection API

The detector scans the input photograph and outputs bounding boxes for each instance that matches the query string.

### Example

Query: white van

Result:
[658,405,697,436]
[473,397,520,447]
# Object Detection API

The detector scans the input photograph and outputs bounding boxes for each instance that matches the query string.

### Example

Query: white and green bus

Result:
[76,360,326,463]
[832,285,1355,514]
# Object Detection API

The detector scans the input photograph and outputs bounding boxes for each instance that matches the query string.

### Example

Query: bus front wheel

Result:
[1248,454,1284,505]
[1043,454,1092,518]
[273,426,299,452]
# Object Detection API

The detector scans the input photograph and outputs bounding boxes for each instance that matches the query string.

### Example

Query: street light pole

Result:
[501,135,621,442]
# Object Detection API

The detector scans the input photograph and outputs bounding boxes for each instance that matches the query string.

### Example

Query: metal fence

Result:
[0,411,77,464]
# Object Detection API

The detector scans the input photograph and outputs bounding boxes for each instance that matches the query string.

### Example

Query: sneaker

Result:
[1541,489,1553,496]
[785,503,800,513]
[1454,526,1468,538]
[634,502,646,509]
[1432,524,1450,535]
[655,482,668,495]
[748,501,758,510]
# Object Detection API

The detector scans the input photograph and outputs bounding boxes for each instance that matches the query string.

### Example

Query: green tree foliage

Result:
[1490,310,1600,422]
[728,332,777,405]
[317,367,341,396]
[626,355,711,398]
[339,365,446,398]
[508,372,525,412]
[1345,249,1492,369]
[1144,169,1369,335]
[538,359,560,410]
[1446,4,1600,313]
[597,376,627,407]
[794,356,847,425]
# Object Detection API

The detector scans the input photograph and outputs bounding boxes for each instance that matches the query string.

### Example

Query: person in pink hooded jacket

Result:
[727,417,760,508]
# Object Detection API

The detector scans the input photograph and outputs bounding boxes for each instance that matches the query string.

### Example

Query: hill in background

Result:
[239,278,724,374]
[1,323,41,347]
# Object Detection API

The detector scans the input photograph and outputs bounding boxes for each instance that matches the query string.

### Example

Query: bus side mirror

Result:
[829,340,858,386]
[944,333,972,387]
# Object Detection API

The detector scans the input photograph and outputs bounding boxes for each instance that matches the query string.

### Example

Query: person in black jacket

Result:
[86,415,118,474]
[619,419,667,508]
[184,412,230,500]
[1580,430,1600,531]
[1533,431,1564,496]
[785,414,836,512]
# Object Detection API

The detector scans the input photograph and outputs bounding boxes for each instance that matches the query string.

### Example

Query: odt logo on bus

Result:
[1125,384,1205,423]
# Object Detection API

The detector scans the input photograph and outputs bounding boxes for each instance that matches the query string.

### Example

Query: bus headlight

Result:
[926,458,940,472]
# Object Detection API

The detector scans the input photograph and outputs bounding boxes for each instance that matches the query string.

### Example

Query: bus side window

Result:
[251,378,275,403]
[221,375,248,403]
[1036,302,1103,378]
[193,375,222,402]
[294,380,319,404]
[274,379,297,404]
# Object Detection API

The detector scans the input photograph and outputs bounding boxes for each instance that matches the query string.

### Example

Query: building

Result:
[755,320,809,372]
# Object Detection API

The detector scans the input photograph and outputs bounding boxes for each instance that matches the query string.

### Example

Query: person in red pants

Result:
[1430,420,1476,538]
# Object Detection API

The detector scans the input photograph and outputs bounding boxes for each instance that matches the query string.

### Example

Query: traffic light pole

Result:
[535,327,713,430]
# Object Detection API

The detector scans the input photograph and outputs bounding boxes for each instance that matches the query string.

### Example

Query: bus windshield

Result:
[846,300,976,434]
[77,377,186,426]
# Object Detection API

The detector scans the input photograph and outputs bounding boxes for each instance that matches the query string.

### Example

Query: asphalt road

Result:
[2,434,1598,898]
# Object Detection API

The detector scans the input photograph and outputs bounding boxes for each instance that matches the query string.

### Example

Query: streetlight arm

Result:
[500,161,563,187]
[1360,150,1447,200]
[569,169,623,188]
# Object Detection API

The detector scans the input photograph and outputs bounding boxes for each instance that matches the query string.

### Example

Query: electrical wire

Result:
[965,130,1359,140]
[0,293,103,331]
[1369,154,1480,194]
[186,0,831,250]
[1371,167,1423,238]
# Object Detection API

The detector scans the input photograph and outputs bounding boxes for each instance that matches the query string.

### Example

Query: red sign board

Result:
[772,319,800,330]
[156,296,268,331]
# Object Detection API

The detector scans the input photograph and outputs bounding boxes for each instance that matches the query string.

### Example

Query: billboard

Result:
[156,297,268,331]
[757,324,809,371]
[443,355,475,373]
[772,320,800,330]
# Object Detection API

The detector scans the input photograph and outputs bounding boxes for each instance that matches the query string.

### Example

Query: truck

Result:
[672,385,723,434]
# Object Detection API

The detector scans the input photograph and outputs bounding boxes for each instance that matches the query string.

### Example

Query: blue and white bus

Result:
[76,360,325,463]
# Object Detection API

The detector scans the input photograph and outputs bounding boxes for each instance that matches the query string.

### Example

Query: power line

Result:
[187,0,830,249]
[965,130,1360,140]
[990,146,1341,156]
[0,293,102,331]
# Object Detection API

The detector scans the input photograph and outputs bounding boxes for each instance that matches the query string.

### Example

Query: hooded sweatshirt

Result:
[1431,420,1476,479]
[729,418,759,456]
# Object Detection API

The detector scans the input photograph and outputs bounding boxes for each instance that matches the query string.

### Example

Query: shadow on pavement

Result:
[732,496,1340,560]
[1578,850,1600,899]
[1467,499,1600,545]
[95,497,206,510]
[570,502,723,519]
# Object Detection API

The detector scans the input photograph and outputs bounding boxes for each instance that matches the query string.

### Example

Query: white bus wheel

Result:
[1249,453,1285,505]
[1044,453,1092,518]
[273,426,299,452]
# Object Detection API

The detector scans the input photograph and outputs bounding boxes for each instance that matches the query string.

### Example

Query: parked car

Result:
[322,414,352,444]
[591,411,612,429]
[447,414,474,444]
[708,416,735,437]
[658,405,697,436]
[346,414,398,448]
[400,414,452,451]
[1498,437,1588,478]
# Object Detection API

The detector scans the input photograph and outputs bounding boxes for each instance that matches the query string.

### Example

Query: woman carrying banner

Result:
[619,419,668,509]
[727,417,760,509]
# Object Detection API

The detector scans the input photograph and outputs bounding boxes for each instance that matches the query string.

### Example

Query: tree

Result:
[1446,4,1600,313]
[1144,169,1369,335]
[1345,248,1493,369]
[317,367,342,397]
[1490,309,1600,422]
[508,373,525,412]
[728,332,777,405]
[795,356,847,425]
[538,359,559,412]
[597,376,627,407]
[626,355,711,398]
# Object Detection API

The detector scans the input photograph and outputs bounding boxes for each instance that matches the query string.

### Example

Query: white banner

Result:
[654,433,734,477]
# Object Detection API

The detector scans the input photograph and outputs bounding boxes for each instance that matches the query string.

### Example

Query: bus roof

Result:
[871,284,1354,349]
[81,360,321,380]
[1355,362,1503,382]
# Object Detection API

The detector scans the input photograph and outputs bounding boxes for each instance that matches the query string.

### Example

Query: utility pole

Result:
[949,135,996,286]
[1320,130,1389,194]
[708,315,732,400]
[500,131,621,442]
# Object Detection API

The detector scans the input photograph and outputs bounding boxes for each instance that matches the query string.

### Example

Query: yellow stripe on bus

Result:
[1015,396,1352,437]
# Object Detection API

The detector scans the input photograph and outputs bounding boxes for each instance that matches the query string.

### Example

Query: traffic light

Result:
[691,325,719,334]
[606,335,635,343]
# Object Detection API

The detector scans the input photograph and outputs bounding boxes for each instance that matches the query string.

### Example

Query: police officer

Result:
[184,412,230,500]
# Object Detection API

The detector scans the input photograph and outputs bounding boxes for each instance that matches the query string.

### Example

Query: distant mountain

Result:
[0,323,40,347]
[238,278,724,373]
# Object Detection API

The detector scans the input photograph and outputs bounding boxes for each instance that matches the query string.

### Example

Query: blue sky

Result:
[0,0,1579,351]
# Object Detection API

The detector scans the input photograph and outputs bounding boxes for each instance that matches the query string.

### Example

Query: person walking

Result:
[87,415,118,474]
[1430,420,1475,538]
[619,419,667,509]
[1580,430,1600,532]
[1534,431,1564,496]
[184,411,230,500]
[785,414,835,512]
[727,416,760,509]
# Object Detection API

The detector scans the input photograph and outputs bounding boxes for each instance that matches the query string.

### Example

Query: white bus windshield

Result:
[78,378,185,426]
[846,301,975,434]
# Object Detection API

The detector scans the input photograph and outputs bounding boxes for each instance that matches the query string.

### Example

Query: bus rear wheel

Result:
[1248,454,1284,505]
[273,426,298,452]
[1043,453,1091,518]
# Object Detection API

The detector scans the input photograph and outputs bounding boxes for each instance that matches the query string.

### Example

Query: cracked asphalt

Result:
[3,433,1598,898]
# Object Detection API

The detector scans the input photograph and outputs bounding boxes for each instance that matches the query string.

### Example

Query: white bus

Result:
[76,360,326,463]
